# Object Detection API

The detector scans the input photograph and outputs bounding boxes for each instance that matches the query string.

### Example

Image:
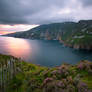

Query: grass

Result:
[0,54,92,92]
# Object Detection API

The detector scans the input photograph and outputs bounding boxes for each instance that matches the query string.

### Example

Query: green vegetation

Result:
[0,54,92,92]
[5,20,92,50]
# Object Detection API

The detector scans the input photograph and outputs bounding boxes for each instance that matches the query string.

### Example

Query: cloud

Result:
[0,24,39,33]
[0,0,92,25]
[80,0,92,7]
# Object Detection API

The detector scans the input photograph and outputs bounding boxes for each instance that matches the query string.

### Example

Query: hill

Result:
[5,20,92,50]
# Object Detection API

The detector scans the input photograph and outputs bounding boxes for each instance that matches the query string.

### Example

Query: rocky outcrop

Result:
[72,44,92,50]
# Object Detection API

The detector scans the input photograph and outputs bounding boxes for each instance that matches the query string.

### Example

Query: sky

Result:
[0,0,92,34]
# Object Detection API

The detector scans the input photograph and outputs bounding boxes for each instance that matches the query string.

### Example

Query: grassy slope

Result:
[0,54,92,92]
[64,20,92,49]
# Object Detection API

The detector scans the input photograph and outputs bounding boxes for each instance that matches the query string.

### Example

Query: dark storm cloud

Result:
[0,0,92,25]
[80,0,92,6]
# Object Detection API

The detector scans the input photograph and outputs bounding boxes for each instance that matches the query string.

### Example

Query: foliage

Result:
[0,54,92,92]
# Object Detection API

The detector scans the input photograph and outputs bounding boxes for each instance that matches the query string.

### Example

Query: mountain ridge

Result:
[4,20,92,50]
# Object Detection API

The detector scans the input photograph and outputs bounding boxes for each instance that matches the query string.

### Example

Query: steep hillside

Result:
[66,20,92,50]
[5,22,76,40]
[5,20,92,50]
[0,54,92,92]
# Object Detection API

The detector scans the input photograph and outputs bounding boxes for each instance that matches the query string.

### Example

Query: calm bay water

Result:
[0,36,92,66]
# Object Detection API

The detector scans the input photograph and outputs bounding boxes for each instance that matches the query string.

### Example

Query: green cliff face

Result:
[5,20,92,50]
[65,20,92,50]
[0,54,92,92]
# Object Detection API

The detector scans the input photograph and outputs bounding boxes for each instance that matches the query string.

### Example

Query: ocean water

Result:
[0,36,92,67]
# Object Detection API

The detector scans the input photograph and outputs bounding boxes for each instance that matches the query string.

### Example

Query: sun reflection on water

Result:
[1,37,32,59]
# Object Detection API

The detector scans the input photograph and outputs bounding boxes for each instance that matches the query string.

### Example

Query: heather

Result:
[0,54,92,92]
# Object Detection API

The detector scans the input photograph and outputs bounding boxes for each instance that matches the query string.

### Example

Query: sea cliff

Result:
[4,20,92,50]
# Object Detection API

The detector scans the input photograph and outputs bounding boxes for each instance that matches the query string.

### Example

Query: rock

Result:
[73,44,80,49]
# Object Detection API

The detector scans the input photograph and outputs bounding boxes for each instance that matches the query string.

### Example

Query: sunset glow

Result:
[0,31,15,35]
[0,24,39,35]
